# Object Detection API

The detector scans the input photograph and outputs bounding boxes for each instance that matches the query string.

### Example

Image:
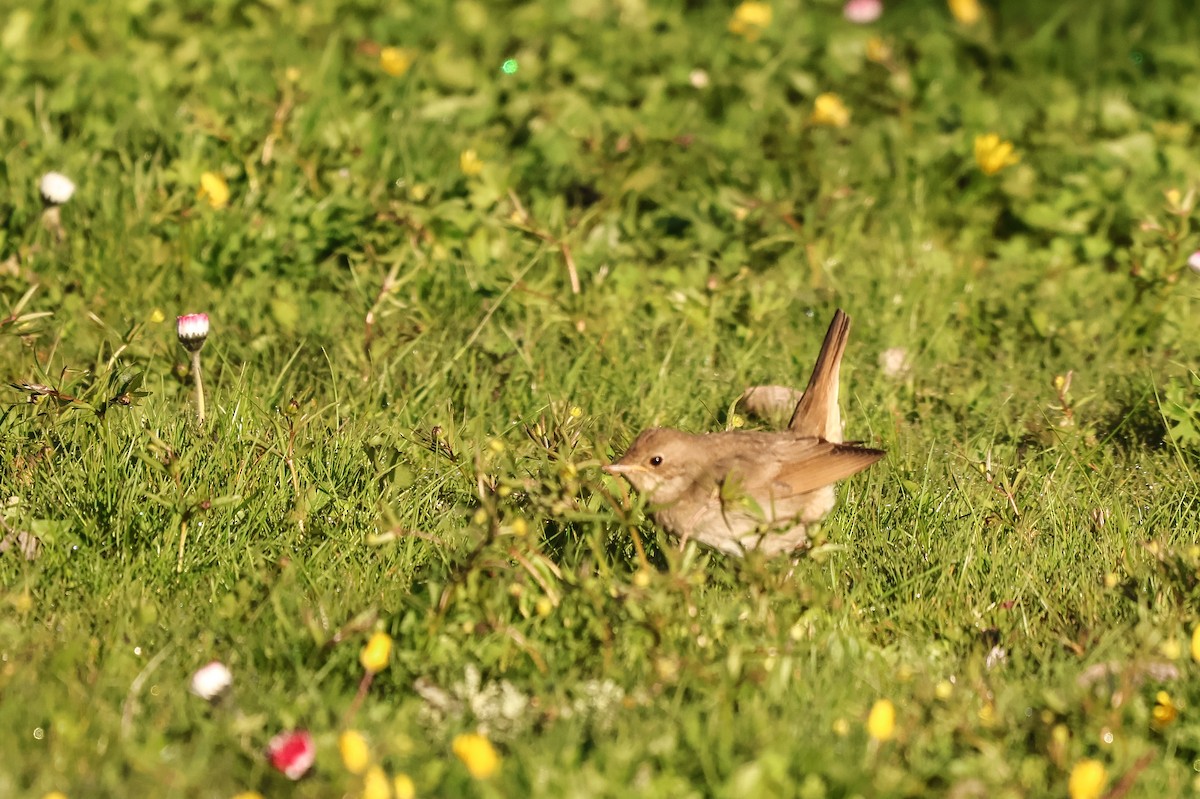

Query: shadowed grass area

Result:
[2,0,1200,796]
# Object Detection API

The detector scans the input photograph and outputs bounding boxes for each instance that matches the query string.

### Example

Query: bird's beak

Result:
[602,463,635,476]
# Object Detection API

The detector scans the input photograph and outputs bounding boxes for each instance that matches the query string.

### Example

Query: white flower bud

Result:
[39,172,76,205]
[189,660,232,700]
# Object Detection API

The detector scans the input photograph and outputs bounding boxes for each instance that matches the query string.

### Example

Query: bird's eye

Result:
[649,455,663,467]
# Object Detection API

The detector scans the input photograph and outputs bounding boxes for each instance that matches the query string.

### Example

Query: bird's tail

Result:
[788,309,849,442]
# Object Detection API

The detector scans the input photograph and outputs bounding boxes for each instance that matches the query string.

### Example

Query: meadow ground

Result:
[2,0,1200,796]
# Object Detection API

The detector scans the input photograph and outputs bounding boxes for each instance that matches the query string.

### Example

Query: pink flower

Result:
[844,0,882,23]
[267,730,315,780]
[1188,250,1200,274]
[176,313,210,352]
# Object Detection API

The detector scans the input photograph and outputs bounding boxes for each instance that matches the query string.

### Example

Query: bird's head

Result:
[602,428,701,505]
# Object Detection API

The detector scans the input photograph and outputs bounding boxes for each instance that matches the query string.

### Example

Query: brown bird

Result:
[604,309,884,557]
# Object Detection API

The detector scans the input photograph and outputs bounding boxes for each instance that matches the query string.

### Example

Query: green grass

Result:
[3,0,1200,796]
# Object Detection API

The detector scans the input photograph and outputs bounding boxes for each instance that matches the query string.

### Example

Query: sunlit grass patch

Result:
[2,0,1200,796]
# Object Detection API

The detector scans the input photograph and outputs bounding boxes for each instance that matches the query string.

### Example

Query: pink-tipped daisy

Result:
[844,0,883,23]
[1188,250,1200,274]
[267,730,316,780]
[176,312,210,434]
[176,313,210,353]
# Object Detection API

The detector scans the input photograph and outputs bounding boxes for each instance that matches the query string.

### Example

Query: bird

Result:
[603,309,884,557]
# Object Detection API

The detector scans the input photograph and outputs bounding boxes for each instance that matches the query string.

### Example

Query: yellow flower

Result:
[40,793,68,799]
[948,0,982,25]
[380,47,413,77]
[1068,759,1107,799]
[459,149,484,177]
[363,766,390,799]
[729,1,772,41]
[338,730,371,774]
[1191,624,1200,662]
[359,630,393,674]
[198,172,230,209]
[149,308,166,324]
[866,698,896,741]
[974,133,1020,175]
[284,66,301,83]
[1152,691,1178,730]
[231,793,264,799]
[1165,188,1196,215]
[1051,723,1070,746]
[811,93,851,128]
[865,36,892,64]
[452,732,501,779]
[394,773,417,799]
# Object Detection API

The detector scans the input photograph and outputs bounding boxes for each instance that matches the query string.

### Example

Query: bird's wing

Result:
[719,438,885,499]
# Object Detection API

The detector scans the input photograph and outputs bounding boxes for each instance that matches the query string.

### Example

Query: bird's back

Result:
[655,430,883,555]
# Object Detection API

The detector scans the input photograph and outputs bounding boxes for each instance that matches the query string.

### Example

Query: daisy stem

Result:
[42,206,65,243]
[190,349,205,426]
[176,517,188,574]
[343,671,374,726]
